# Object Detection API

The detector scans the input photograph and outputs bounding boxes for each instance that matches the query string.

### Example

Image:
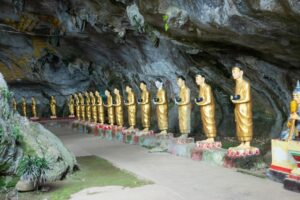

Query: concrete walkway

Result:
[46,122,300,200]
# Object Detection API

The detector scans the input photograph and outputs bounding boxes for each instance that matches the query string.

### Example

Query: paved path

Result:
[46,122,299,200]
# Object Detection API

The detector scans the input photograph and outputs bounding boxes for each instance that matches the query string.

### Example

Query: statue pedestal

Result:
[269,139,300,192]
[68,115,75,118]
[227,147,260,158]
[50,116,57,119]
[191,142,222,161]
[30,117,39,120]
[168,137,195,158]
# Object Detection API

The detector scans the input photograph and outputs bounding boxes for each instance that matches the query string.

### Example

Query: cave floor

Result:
[42,122,300,199]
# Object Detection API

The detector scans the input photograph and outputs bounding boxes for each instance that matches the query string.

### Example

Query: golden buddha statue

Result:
[31,96,38,119]
[74,93,81,119]
[175,76,191,138]
[68,95,75,117]
[285,81,300,141]
[230,67,253,149]
[153,79,168,135]
[124,86,137,130]
[79,93,85,121]
[50,95,57,118]
[90,91,97,123]
[104,90,115,125]
[85,92,91,122]
[95,91,105,124]
[21,97,27,117]
[138,81,151,132]
[113,88,124,127]
[12,97,17,112]
[195,75,217,142]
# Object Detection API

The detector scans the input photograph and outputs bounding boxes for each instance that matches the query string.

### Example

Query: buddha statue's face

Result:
[126,86,131,93]
[177,78,185,87]
[155,80,162,89]
[31,97,34,101]
[140,83,146,91]
[293,93,300,104]
[114,88,119,95]
[105,90,110,96]
[232,67,243,80]
[195,75,205,86]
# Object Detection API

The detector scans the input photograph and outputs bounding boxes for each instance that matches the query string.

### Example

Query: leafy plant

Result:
[18,156,50,188]
[162,14,169,31]
[11,124,22,142]
[132,15,160,48]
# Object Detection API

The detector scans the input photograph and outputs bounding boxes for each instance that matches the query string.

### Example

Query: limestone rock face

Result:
[0,73,77,188]
[0,0,299,138]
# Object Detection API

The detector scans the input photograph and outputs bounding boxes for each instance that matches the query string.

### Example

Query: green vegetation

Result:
[162,15,169,31]
[16,156,151,200]
[18,156,50,187]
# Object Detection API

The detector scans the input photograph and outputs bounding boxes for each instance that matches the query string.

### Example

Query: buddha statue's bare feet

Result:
[142,128,149,132]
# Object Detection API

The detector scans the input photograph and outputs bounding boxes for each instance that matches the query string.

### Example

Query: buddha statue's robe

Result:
[233,79,253,142]
[50,97,57,117]
[126,91,137,127]
[12,98,17,112]
[85,94,91,121]
[79,95,85,121]
[96,94,105,124]
[22,99,27,117]
[69,96,75,116]
[177,85,191,135]
[31,98,37,118]
[196,84,217,138]
[74,95,81,119]
[155,88,168,132]
[90,94,97,123]
[114,93,124,127]
[106,95,115,125]
[140,89,151,129]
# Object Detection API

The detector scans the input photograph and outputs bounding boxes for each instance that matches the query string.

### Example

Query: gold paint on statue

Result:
[79,93,85,121]
[50,96,57,118]
[90,92,97,123]
[85,92,91,122]
[154,80,168,135]
[95,91,105,124]
[195,75,217,142]
[125,86,137,129]
[31,96,38,118]
[175,77,191,136]
[113,88,124,127]
[286,82,300,140]
[231,67,253,148]
[105,90,115,125]
[21,97,27,117]
[68,95,75,117]
[74,94,81,119]
[12,97,17,112]
[139,82,151,131]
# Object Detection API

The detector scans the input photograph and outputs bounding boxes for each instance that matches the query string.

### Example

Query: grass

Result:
[6,156,152,200]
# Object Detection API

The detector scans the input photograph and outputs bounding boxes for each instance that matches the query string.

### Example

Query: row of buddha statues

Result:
[11,67,256,151]
[74,67,254,151]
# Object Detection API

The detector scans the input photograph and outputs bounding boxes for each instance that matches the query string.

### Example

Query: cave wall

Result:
[0,0,300,138]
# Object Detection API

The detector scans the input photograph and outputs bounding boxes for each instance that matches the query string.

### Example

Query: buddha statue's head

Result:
[140,81,147,91]
[89,91,93,97]
[293,81,300,104]
[125,86,132,93]
[177,75,186,87]
[114,88,120,95]
[232,66,243,80]
[155,78,163,89]
[31,96,34,101]
[105,89,111,96]
[195,74,205,86]
[95,91,100,97]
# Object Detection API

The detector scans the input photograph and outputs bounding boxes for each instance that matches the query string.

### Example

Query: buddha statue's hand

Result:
[195,97,203,103]
[152,98,158,104]
[175,97,181,104]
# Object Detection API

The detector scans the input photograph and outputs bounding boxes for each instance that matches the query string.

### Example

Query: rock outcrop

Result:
[0,0,299,138]
[0,72,77,189]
